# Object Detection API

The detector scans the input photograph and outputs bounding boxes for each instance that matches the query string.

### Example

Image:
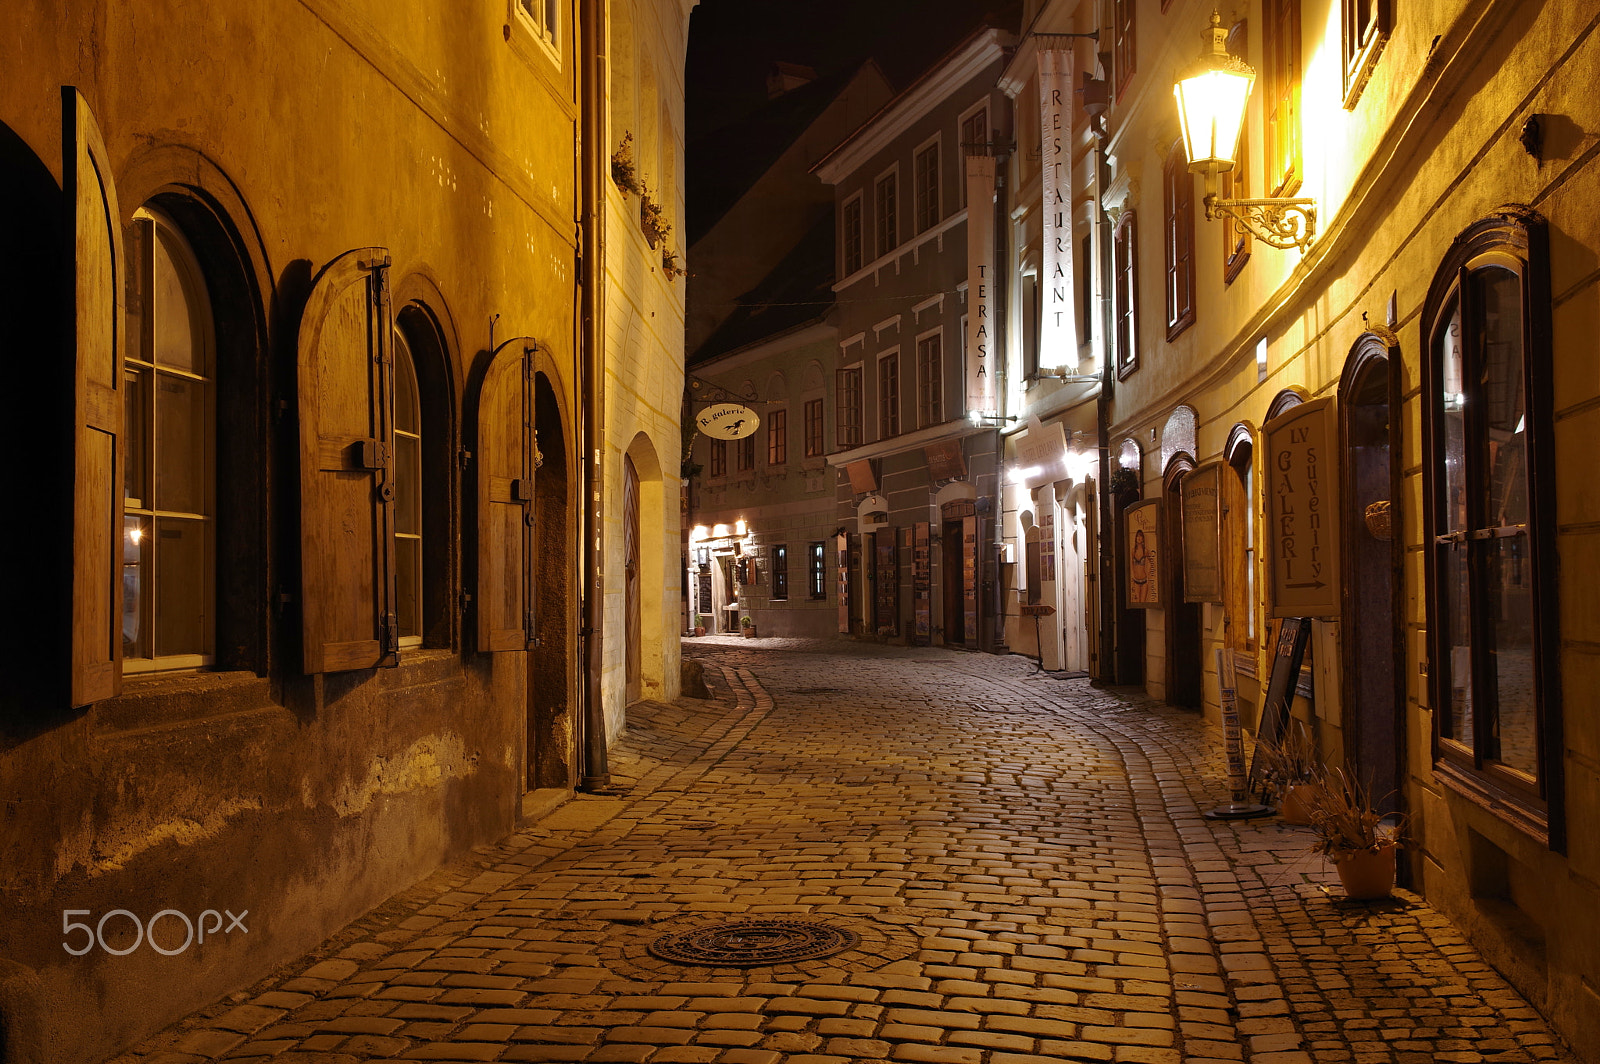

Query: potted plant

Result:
[661,246,686,280]
[740,615,756,637]
[693,616,706,637]
[639,185,671,248]
[1256,722,1322,825]
[610,132,641,195]
[1307,767,1406,900]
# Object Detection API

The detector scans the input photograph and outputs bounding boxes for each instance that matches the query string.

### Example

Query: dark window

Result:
[1424,209,1559,845]
[914,143,940,233]
[878,353,900,438]
[917,333,942,427]
[736,434,755,472]
[709,438,727,477]
[809,541,826,599]
[875,172,898,257]
[837,367,863,448]
[843,196,864,275]
[771,545,789,601]
[1114,211,1139,378]
[1342,0,1390,108]
[1114,0,1136,99]
[768,408,787,466]
[1222,19,1252,284]
[804,398,824,457]
[960,109,988,208]
[1264,0,1302,195]
[1163,142,1196,340]
[1023,274,1040,379]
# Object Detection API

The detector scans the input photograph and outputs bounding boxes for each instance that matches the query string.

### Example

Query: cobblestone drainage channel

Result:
[648,920,861,967]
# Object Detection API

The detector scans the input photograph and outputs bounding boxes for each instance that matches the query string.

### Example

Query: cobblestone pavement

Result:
[114,639,1575,1064]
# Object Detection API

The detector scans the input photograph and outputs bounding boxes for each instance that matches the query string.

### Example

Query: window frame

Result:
[913,134,942,234]
[771,544,789,601]
[767,407,787,467]
[709,437,727,478]
[1163,142,1196,341]
[121,207,217,674]
[836,365,863,449]
[915,329,943,428]
[1113,0,1136,100]
[1263,0,1302,196]
[1342,0,1391,109]
[391,327,424,648]
[808,541,826,600]
[1421,207,1562,850]
[1114,210,1139,379]
[804,397,825,458]
[736,433,755,473]
[508,0,563,68]
[877,348,901,439]
[842,192,865,276]
[1221,19,1253,284]
[958,103,990,207]
[874,165,899,259]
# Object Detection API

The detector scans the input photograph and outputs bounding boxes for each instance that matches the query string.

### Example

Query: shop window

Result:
[1114,0,1136,99]
[1423,208,1559,844]
[916,332,942,427]
[804,398,824,457]
[837,366,863,448]
[809,542,826,599]
[878,351,900,438]
[1264,0,1302,195]
[709,438,727,478]
[914,139,940,233]
[842,194,864,275]
[772,545,789,601]
[768,408,787,466]
[1114,211,1138,378]
[875,168,898,258]
[122,209,216,672]
[1163,141,1196,340]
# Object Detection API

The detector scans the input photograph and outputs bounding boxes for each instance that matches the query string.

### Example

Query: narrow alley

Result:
[113,641,1570,1064]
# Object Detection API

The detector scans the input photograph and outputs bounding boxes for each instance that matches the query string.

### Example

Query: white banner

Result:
[966,154,996,416]
[1038,45,1077,367]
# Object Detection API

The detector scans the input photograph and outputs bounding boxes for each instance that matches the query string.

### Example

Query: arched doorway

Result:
[1340,331,1404,814]
[1112,438,1146,684]
[623,454,641,704]
[1163,455,1204,708]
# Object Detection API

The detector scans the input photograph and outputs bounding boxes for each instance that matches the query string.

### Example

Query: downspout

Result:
[578,0,609,791]
[1091,84,1117,684]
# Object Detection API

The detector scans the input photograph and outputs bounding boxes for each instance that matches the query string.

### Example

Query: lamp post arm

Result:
[1202,193,1317,250]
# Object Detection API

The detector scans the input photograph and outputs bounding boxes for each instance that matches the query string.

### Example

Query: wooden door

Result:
[624,455,641,702]
[477,338,537,652]
[1165,470,1203,707]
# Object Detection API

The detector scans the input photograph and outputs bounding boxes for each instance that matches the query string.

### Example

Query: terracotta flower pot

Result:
[1335,840,1397,900]
[1279,783,1322,826]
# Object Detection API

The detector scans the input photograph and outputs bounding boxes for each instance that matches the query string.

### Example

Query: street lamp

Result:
[1174,11,1316,251]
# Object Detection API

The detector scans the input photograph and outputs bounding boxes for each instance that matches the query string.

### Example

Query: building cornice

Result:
[813,28,1014,184]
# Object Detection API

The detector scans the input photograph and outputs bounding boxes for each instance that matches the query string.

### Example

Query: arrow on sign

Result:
[1286,580,1327,590]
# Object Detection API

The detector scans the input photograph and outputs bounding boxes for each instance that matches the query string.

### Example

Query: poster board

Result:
[1124,498,1161,609]
[1247,616,1312,797]
[1264,396,1341,618]
[1182,461,1223,603]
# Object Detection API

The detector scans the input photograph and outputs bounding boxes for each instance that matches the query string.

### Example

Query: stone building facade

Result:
[0,1,691,1060]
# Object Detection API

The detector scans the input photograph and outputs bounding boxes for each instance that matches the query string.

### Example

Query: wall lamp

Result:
[1174,11,1316,251]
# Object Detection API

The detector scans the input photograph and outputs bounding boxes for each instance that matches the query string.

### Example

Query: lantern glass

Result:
[1175,66,1253,172]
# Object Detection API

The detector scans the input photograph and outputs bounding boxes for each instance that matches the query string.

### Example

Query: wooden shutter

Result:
[477,338,537,652]
[297,248,397,673]
[66,88,125,707]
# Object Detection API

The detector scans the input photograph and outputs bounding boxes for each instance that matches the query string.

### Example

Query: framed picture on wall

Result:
[1125,498,1162,609]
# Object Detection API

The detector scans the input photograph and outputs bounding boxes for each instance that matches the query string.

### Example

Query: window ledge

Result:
[1434,757,1549,848]
[97,670,275,735]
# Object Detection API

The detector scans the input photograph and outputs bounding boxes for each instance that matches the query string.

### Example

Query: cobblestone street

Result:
[116,640,1575,1064]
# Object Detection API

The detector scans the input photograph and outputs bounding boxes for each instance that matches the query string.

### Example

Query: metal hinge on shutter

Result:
[381,612,400,657]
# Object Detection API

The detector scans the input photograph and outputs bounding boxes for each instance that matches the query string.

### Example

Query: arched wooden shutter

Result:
[66,88,125,707]
[297,248,398,673]
[477,338,537,652]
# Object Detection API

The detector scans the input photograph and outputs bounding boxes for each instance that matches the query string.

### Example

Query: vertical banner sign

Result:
[965,154,997,416]
[1038,45,1077,365]
[1264,397,1341,617]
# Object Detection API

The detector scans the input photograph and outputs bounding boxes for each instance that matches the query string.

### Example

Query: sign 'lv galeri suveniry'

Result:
[1264,396,1341,618]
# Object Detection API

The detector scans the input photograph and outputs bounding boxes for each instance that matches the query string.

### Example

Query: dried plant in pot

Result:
[1256,721,1322,825]
[1307,767,1407,900]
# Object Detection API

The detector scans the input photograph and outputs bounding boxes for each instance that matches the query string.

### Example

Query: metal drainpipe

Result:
[578,0,609,791]
[1093,113,1117,685]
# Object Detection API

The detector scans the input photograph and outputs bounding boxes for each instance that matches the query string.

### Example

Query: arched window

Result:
[393,327,423,646]
[1423,207,1559,844]
[122,208,215,671]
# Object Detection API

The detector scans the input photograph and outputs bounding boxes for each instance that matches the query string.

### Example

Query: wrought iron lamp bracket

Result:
[1203,193,1317,251]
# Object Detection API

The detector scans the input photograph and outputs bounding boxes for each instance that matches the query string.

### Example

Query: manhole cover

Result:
[647,920,860,967]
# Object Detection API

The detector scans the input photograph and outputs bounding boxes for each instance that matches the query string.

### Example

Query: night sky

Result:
[686,0,1022,141]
